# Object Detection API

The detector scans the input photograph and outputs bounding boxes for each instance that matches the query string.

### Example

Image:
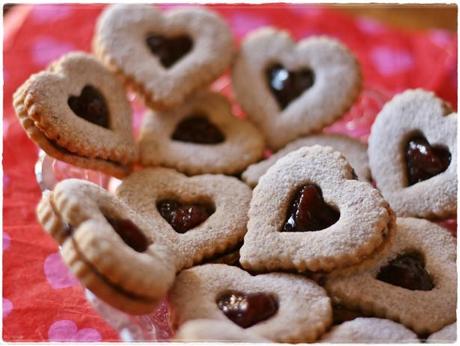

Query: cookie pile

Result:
[14,4,456,343]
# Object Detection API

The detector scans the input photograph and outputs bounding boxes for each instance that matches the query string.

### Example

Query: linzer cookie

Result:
[116,168,252,270]
[36,179,176,314]
[232,27,361,149]
[320,318,418,343]
[240,145,394,273]
[368,89,457,218]
[427,322,456,343]
[13,52,137,178]
[175,319,270,342]
[325,217,456,335]
[169,264,332,343]
[94,4,234,110]
[139,91,265,175]
[242,133,370,187]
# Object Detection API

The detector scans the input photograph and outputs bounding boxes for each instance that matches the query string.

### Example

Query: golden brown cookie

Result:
[240,145,394,273]
[232,27,361,149]
[116,168,252,271]
[36,179,176,314]
[368,89,457,218]
[139,91,265,175]
[94,4,234,110]
[13,52,137,178]
[169,264,332,343]
[325,217,456,335]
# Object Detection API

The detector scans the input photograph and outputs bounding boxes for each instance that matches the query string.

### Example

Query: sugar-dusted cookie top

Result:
[240,145,394,273]
[116,168,252,271]
[368,89,457,218]
[326,217,456,335]
[320,318,418,343]
[242,133,370,187]
[13,52,137,178]
[37,179,176,314]
[169,264,332,342]
[232,27,361,149]
[139,91,265,175]
[94,4,234,110]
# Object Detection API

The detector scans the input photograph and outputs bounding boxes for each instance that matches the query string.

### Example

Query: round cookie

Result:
[427,323,456,343]
[94,4,234,110]
[242,133,370,187]
[240,145,394,273]
[169,264,332,343]
[325,217,456,335]
[320,318,419,343]
[13,52,137,178]
[36,179,176,314]
[175,319,270,342]
[368,89,457,218]
[116,168,252,271]
[232,27,361,149]
[139,91,265,175]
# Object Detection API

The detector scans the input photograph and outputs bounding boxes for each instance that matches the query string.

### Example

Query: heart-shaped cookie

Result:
[240,145,394,273]
[116,168,252,270]
[242,133,370,187]
[93,4,234,110]
[36,179,176,314]
[232,28,361,149]
[169,264,332,342]
[368,89,457,218]
[13,52,137,178]
[139,91,265,175]
[320,318,418,343]
[325,217,456,335]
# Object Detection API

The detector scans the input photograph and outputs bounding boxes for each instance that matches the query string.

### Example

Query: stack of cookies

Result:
[14,4,456,343]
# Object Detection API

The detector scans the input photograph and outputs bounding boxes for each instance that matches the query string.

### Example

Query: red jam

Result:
[146,34,193,68]
[68,85,110,128]
[172,115,225,144]
[105,216,149,252]
[157,199,214,233]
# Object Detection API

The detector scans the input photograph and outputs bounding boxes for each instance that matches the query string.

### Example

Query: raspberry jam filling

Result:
[68,85,110,128]
[216,290,279,328]
[377,252,434,291]
[405,134,451,186]
[282,184,340,232]
[266,63,315,109]
[157,199,215,233]
[105,216,149,252]
[172,114,225,144]
[146,34,193,68]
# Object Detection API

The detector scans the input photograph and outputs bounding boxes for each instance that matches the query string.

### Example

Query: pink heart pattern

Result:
[44,252,79,289]
[48,320,102,342]
[370,46,414,76]
[3,298,13,319]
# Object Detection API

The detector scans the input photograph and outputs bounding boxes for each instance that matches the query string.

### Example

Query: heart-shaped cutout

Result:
[117,167,252,270]
[36,179,176,314]
[171,114,225,144]
[283,184,340,232]
[13,52,137,178]
[216,290,279,328]
[157,199,215,233]
[94,4,234,109]
[377,251,434,291]
[241,146,393,273]
[68,85,110,128]
[368,89,457,218]
[170,264,332,342]
[139,91,265,175]
[146,34,193,68]
[266,63,315,109]
[232,28,361,149]
[326,217,456,334]
[405,134,451,186]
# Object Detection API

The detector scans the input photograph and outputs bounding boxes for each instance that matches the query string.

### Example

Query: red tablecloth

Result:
[3,4,457,341]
